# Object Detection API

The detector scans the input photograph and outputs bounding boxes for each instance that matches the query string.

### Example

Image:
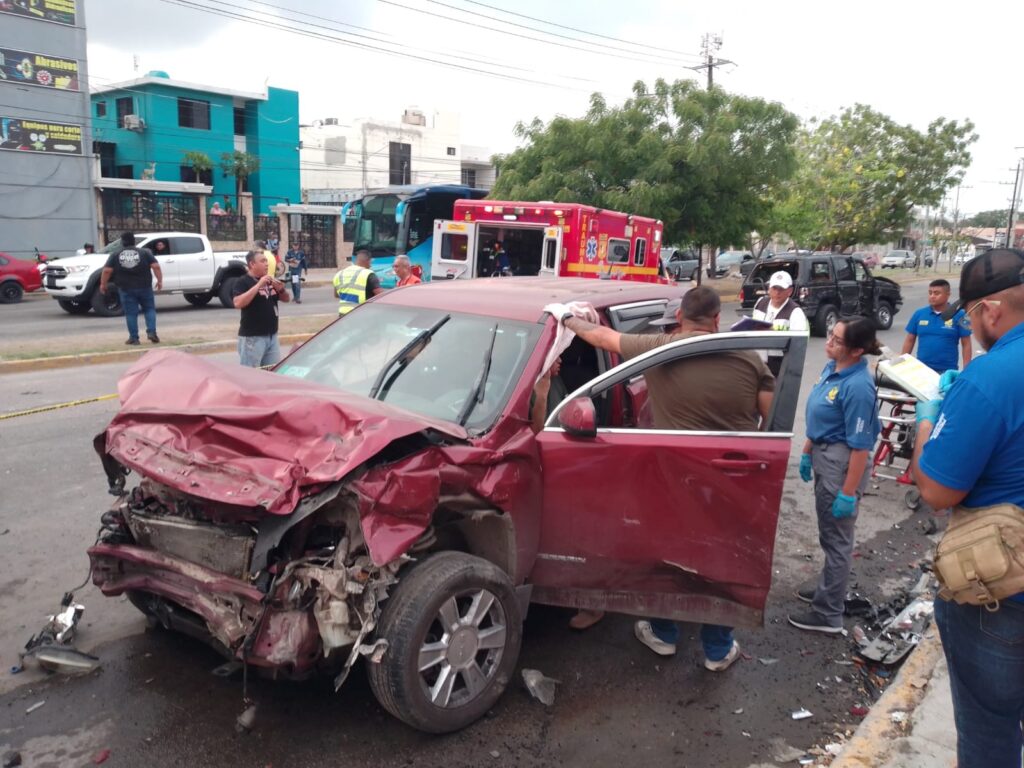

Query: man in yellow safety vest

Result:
[333,249,383,315]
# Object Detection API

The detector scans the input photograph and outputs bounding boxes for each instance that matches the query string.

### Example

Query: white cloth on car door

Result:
[538,301,600,384]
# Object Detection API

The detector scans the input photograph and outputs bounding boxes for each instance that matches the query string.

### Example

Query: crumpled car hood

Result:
[98,350,468,516]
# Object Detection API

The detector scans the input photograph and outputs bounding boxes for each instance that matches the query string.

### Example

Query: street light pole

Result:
[1008,151,1024,250]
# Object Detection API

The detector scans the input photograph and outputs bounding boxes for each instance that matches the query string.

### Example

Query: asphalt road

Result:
[0,280,960,767]
[1,282,339,340]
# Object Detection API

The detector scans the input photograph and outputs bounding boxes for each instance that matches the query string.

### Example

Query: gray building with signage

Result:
[0,0,95,261]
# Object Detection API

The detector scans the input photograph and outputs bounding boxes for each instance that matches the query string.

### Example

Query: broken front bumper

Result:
[88,543,321,675]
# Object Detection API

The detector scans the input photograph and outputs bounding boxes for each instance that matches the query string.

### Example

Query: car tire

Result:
[367,551,523,734]
[0,281,24,303]
[218,277,238,308]
[58,298,92,315]
[184,292,214,307]
[875,301,894,331]
[813,304,838,338]
[90,286,123,317]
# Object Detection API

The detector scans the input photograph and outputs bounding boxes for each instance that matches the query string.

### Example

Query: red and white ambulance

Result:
[430,200,672,284]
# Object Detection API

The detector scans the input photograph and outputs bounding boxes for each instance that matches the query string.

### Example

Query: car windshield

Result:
[276,305,542,434]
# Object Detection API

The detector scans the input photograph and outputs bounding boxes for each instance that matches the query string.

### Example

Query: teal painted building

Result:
[90,72,299,214]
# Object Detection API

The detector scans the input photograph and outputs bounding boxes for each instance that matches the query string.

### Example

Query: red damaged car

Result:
[88,278,806,732]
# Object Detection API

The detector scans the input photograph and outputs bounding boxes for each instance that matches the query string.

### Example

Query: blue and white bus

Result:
[342,184,488,287]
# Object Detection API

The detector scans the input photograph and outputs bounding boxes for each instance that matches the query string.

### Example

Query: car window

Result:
[607,238,630,264]
[748,261,797,284]
[853,261,868,281]
[0,255,7,266]
[633,238,647,266]
[810,261,831,282]
[608,301,669,333]
[171,236,205,255]
[277,305,542,434]
[834,258,854,281]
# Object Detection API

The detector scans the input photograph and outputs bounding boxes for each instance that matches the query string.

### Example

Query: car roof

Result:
[371,277,682,322]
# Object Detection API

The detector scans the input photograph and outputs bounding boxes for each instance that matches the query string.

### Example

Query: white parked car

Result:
[42,232,249,316]
[880,250,918,269]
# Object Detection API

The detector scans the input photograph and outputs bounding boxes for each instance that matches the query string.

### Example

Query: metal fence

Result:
[101,191,200,244]
[290,214,337,268]
[208,214,246,241]
[254,215,280,243]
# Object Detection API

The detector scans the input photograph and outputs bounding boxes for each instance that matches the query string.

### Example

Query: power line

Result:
[453,0,702,59]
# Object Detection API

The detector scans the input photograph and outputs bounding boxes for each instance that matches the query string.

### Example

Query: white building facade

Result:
[301,108,496,204]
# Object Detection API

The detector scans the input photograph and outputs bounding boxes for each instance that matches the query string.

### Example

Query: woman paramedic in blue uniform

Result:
[789,317,881,634]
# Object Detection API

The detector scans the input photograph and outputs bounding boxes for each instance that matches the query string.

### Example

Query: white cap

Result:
[768,271,793,289]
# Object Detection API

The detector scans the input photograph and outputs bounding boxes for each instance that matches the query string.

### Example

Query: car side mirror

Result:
[557,396,597,438]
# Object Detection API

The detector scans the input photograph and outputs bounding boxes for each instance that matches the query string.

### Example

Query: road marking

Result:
[0,393,119,421]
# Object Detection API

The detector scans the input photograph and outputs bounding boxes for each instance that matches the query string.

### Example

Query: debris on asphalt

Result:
[857,596,933,666]
[489,751,500,759]
[851,625,868,646]
[31,645,100,674]
[825,743,844,756]
[25,700,45,714]
[732,707,744,715]
[211,661,243,678]
[791,708,813,720]
[521,668,560,706]
[20,593,99,676]
[235,702,258,734]
[2,750,22,768]
[757,657,778,666]
[891,710,908,724]
[92,749,111,765]
[849,705,869,718]
[769,738,807,762]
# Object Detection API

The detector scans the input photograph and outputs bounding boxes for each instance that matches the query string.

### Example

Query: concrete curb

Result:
[0,333,314,375]
[830,627,945,768]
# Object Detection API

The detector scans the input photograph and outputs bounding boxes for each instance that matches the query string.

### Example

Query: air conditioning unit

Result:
[123,114,145,131]
[324,117,339,126]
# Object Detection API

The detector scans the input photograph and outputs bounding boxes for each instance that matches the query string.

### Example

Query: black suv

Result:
[740,253,903,337]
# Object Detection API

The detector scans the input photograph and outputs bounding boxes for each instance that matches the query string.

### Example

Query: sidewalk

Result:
[833,627,956,768]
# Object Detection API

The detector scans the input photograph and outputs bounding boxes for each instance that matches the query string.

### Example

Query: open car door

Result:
[431,220,477,280]
[530,331,807,629]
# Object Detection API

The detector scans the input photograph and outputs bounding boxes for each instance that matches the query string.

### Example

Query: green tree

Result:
[787,105,976,250]
[218,151,260,206]
[965,209,1012,228]
[492,79,800,253]
[182,150,212,183]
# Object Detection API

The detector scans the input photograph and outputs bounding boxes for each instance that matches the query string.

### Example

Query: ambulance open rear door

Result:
[431,220,478,280]
[538,226,562,277]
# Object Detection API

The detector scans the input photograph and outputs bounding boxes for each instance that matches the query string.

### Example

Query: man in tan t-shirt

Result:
[558,285,775,672]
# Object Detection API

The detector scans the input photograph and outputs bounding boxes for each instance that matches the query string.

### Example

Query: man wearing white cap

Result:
[751,271,808,332]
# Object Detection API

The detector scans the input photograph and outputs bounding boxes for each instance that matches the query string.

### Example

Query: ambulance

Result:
[430,200,672,284]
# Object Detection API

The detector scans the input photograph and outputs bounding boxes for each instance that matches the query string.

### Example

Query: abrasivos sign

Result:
[0,0,77,26]
[0,47,79,91]
[0,116,82,154]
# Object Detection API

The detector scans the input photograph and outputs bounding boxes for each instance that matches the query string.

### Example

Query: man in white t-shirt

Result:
[752,271,808,331]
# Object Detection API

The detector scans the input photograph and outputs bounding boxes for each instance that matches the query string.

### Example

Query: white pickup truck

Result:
[42,232,250,316]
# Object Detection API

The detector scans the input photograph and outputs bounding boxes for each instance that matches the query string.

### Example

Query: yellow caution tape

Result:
[0,393,119,421]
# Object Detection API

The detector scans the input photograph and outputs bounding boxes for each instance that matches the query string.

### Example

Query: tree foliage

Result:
[219,151,260,203]
[491,79,800,248]
[783,105,976,249]
[965,209,1012,228]
[182,150,212,183]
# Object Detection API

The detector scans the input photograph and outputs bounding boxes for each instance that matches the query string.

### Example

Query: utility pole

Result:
[689,33,733,90]
[950,184,972,274]
[1007,157,1023,250]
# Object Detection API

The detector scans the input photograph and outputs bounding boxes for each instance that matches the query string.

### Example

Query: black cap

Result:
[942,248,1024,321]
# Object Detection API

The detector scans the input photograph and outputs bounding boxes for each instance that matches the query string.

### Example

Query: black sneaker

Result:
[125,338,140,346]
[795,587,815,604]
[788,610,843,635]
[147,333,160,343]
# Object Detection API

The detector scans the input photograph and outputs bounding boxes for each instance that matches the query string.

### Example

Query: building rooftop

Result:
[90,74,268,101]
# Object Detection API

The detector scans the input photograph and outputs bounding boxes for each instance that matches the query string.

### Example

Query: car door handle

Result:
[164,259,175,263]
[199,256,209,261]
[711,458,768,472]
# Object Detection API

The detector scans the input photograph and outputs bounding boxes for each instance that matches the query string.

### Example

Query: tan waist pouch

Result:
[934,503,1024,610]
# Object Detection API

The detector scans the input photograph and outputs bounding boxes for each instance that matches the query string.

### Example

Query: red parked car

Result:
[88,278,806,732]
[0,252,43,303]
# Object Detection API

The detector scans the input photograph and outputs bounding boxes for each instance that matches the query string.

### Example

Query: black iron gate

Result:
[290,214,337,268]
[100,191,200,244]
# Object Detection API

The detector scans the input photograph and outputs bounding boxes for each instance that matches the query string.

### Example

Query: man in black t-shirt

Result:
[232,249,290,367]
[99,231,163,345]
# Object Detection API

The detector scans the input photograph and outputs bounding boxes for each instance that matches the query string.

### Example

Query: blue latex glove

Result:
[916,399,942,426]
[938,369,960,397]
[799,453,813,483]
[832,492,857,519]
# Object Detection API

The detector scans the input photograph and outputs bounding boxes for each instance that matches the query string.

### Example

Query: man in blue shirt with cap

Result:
[913,249,1024,768]
[901,278,973,373]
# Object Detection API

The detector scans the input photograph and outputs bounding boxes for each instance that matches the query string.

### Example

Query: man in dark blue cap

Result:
[913,248,1024,768]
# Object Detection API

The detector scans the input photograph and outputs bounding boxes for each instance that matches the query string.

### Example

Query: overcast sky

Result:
[84,0,1023,216]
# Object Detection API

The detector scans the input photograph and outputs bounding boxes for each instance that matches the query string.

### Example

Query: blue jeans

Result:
[290,274,302,301]
[649,619,734,661]
[934,596,1024,768]
[238,334,280,368]
[118,287,156,340]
